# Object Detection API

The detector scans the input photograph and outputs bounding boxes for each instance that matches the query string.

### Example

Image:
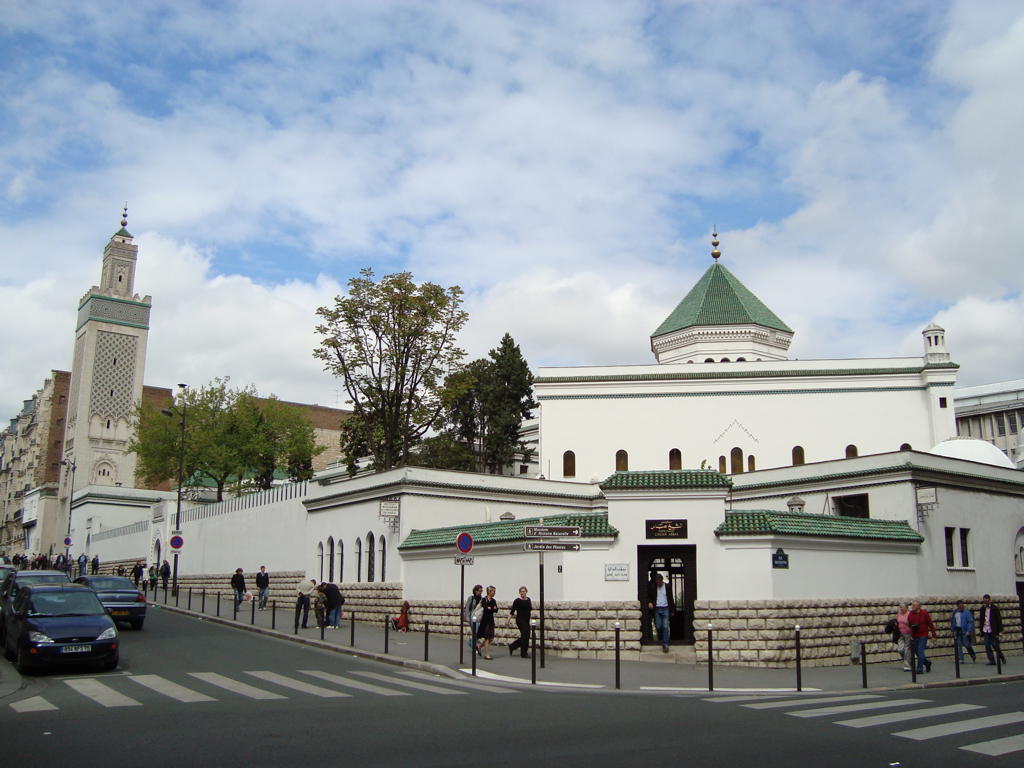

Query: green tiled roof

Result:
[115,227,132,238]
[652,262,792,337]
[600,470,732,490]
[398,512,617,550]
[715,509,924,542]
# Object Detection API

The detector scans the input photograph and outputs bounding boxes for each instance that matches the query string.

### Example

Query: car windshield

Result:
[85,577,136,590]
[23,574,71,585]
[28,592,106,617]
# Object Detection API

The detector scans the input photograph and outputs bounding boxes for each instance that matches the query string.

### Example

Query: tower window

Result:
[845,444,858,458]
[792,446,805,466]
[668,448,681,470]
[730,447,743,474]
[718,455,726,473]
[747,455,755,471]
[615,450,628,472]
[562,451,576,478]
[938,397,947,408]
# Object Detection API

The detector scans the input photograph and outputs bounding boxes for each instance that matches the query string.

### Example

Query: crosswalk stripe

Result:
[895,712,1024,741]
[788,698,930,718]
[11,696,57,713]
[744,694,881,710]
[127,674,216,703]
[245,671,350,698]
[397,669,519,693]
[960,734,1024,757]
[64,678,142,707]
[188,672,286,700]
[352,671,466,695]
[705,695,794,704]
[299,670,410,696]
[835,704,984,728]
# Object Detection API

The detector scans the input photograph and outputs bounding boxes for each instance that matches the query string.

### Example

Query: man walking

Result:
[160,559,171,589]
[295,578,315,629]
[255,565,270,610]
[908,600,937,673]
[978,594,1007,666]
[77,551,88,578]
[91,554,99,574]
[950,599,976,663]
[646,572,675,653]
[231,568,247,610]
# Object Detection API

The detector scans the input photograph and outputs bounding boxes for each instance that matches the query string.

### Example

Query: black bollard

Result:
[424,620,430,662]
[175,585,180,607]
[216,592,221,617]
[530,622,537,685]
[350,611,356,646]
[233,596,238,621]
[251,596,256,625]
[861,641,868,689]
[321,619,325,641]
[272,601,276,630]
[614,622,621,690]
[384,614,390,654]
[188,588,192,611]
[795,626,802,692]
[294,600,300,635]
[954,637,961,679]
[471,632,477,677]
[996,641,1003,675]
[164,584,169,605]
[202,589,206,614]
[910,642,917,683]
[708,624,714,692]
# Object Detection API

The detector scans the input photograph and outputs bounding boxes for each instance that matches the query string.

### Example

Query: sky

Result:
[1,0,1023,420]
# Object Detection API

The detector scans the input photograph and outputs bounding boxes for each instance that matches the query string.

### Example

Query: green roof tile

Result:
[398,512,617,550]
[600,470,732,490]
[653,262,792,337]
[715,509,924,542]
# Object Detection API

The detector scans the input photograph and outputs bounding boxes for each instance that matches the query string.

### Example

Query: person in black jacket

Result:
[255,566,270,610]
[322,581,343,628]
[159,560,171,589]
[507,586,532,658]
[231,568,246,609]
[978,594,1007,666]
[646,573,675,652]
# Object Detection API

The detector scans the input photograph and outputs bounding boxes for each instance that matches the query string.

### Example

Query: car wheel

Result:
[130,619,144,631]
[102,652,119,671]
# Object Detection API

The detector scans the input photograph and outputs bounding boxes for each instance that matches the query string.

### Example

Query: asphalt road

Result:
[2,606,1022,767]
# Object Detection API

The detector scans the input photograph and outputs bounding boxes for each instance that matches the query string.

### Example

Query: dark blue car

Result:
[3,584,119,673]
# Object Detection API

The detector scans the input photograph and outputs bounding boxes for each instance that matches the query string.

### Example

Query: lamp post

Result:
[59,458,77,571]
[161,383,187,595]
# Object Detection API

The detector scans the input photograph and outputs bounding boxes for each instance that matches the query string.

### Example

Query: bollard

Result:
[954,637,961,679]
[707,623,714,692]
[530,621,537,685]
[350,611,356,646]
[471,632,477,677]
[251,596,256,625]
[202,589,206,614]
[384,615,390,654]
[175,585,180,607]
[164,584,169,605]
[424,620,430,662]
[216,592,221,617]
[294,600,300,635]
[188,588,192,611]
[614,621,621,690]
[272,601,276,630]
[910,642,917,683]
[860,641,868,689]
[795,625,802,692]
[996,643,1003,675]
[233,596,238,621]
[321,620,325,641]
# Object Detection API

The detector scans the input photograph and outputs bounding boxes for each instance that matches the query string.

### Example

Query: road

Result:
[2,606,1023,766]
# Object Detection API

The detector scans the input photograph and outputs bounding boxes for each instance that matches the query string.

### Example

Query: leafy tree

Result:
[235,392,323,490]
[314,268,468,473]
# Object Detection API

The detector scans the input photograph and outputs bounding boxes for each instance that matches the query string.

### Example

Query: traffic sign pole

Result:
[459,564,465,666]
[539,552,545,669]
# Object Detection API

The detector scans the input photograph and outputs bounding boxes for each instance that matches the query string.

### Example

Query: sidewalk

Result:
[148,594,1023,695]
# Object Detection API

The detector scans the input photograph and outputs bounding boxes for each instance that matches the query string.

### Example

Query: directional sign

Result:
[454,555,475,566]
[524,542,581,552]
[524,525,580,538]
[169,533,184,552]
[455,532,474,553]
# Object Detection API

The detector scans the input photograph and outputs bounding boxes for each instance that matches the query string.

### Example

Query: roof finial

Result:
[121,203,128,228]
[711,227,721,261]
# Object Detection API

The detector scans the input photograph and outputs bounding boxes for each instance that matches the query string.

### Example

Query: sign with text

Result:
[524,525,580,538]
[604,563,630,581]
[454,555,475,566]
[524,542,580,552]
[645,519,688,539]
[772,548,789,569]
[378,497,401,519]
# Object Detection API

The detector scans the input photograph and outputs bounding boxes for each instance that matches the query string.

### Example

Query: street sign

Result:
[524,542,580,552]
[379,498,400,519]
[524,525,580,538]
[169,533,184,552]
[63,536,72,547]
[454,555,475,566]
[456,532,474,553]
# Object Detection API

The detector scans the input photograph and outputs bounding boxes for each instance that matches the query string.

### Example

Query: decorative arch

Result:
[317,541,324,582]
[718,455,726,473]
[379,535,387,582]
[327,537,335,582]
[730,447,744,474]
[562,450,576,478]
[337,539,344,583]
[792,446,805,466]
[747,455,756,472]
[669,448,682,470]
[355,538,362,582]
[845,444,858,458]
[615,450,629,472]
[1013,528,1024,575]
[366,532,376,582]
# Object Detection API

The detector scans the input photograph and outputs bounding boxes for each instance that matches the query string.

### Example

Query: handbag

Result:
[470,601,484,623]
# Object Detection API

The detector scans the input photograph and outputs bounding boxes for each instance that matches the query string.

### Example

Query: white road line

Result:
[960,734,1024,757]
[895,712,1024,741]
[64,678,142,708]
[788,698,930,718]
[187,672,286,700]
[835,704,984,728]
[11,696,57,713]
[699,692,814,701]
[353,671,466,695]
[465,669,603,688]
[744,694,882,710]
[244,671,350,698]
[398,669,519,694]
[126,674,216,703]
[299,670,410,696]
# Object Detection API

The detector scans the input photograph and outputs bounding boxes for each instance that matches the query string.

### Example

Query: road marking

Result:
[959,734,1024,757]
[11,696,57,713]
[835,704,984,728]
[466,669,603,688]
[188,672,286,700]
[126,674,216,703]
[702,693,810,702]
[398,669,519,694]
[353,671,466,695]
[244,671,350,698]
[788,698,930,718]
[64,678,142,707]
[299,670,410,696]
[744,694,882,710]
[895,712,1024,741]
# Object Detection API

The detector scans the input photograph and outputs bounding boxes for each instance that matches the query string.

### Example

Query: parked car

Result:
[2,583,119,673]
[75,575,147,630]
[0,569,71,647]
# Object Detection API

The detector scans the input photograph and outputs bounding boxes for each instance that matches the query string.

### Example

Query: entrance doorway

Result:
[637,545,697,645]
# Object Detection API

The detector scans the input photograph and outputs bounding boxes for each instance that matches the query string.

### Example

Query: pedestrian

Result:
[231,568,246,610]
[646,572,675,653]
[477,585,498,660]
[322,581,343,628]
[908,600,937,673]
[507,586,532,658]
[950,599,977,663]
[391,601,411,632]
[91,554,99,574]
[463,584,484,655]
[132,561,144,587]
[895,603,913,670]
[77,551,88,577]
[296,578,315,629]
[148,563,158,592]
[160,559,171,589]
[255,565,270,610]
[117,564,126,577]
[977,594,1007,666]
[312,584,327,630]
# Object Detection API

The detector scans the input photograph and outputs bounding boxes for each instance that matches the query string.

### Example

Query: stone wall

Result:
[692,596,1023,668]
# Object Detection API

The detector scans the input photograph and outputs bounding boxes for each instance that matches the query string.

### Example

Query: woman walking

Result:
[507,586,532,658]
[478,585,498,660]
[896,603,913,671]
[463,584,484,655]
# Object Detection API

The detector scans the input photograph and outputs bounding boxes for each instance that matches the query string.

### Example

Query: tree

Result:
[314,268,468,473]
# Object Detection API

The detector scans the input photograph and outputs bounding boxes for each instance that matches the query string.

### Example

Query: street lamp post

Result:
[162,383,188,595]
[60,458,77,571]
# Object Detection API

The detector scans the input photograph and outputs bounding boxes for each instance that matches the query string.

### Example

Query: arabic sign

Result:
[604,563,630,581]
[645,519,688,539]
[524,525,581,538]
[524,542,581,552]
[378,498,401,519]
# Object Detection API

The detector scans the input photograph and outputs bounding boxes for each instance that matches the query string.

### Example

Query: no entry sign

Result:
[169,533,184,552]
[455,532,473,553]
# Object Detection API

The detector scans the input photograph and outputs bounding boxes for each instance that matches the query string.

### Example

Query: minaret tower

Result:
[62,207,152,493]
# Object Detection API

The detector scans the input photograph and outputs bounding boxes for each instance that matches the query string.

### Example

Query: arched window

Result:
[845,444,858,458]
[792,446,805,466]
[669,448,682,470]
[317,541,324,582]
[718,455,726,473]
[327,537,335,581]
[704,358,715,363]
[730,447,744,473]
[337,540,344,583]
[379,535,387,582]
[615,450,629,471]
[900,443,912,451]
[562,451,576,478]
[366,532,376,582]
[720,358,730,362]
[747,455,756,471]
[355,538,362,582]
[736,357,746,362]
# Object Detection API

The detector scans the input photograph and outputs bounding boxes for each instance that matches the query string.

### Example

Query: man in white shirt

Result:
[645,573,675,653]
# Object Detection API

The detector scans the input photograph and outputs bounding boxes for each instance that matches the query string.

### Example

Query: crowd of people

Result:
[886,594,1008,673]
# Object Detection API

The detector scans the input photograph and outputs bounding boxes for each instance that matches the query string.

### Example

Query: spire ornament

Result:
[711,229,721,261]
[121,203,128,228]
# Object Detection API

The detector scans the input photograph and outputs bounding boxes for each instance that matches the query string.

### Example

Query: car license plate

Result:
[110,610,129,616]
[60,645,92,654]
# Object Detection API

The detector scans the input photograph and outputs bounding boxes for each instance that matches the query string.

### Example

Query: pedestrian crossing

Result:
[7,667,514,714]
[704,691,1024,757]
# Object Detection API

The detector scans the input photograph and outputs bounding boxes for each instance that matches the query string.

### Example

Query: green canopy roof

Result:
[715,509,924,542]
[398,512,617,550]
[652,262,792,338]
[600,470,732,491]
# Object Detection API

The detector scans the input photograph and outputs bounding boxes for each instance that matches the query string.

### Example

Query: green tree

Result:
[314,268,468,473]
